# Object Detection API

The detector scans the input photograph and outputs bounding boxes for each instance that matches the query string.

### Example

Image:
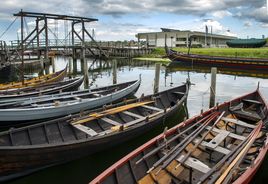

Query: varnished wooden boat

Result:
[0,76,84,103]
[0,66,67,90]
[166,47,268,71]
[0,81,189,182]
[0,79,141,122]
[91,88,268,184]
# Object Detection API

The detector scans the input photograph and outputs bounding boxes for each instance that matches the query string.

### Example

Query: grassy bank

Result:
[138,47,268,59]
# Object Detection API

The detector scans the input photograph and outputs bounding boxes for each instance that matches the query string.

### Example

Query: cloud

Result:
[211,10,232,18]
[243,21,252,27]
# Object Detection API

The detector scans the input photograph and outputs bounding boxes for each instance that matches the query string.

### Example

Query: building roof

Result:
[137,28,237,40]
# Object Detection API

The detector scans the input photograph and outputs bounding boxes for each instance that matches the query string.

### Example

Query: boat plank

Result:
[122,111,144,119]
[101,117,122,126]
[176,154,211,173]
[206,130,230,149]
[222,117,256,128]
[72,124,98,136]
[206,126,246,141]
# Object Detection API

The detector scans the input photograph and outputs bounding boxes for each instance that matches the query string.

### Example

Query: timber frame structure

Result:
[10,10,108,82]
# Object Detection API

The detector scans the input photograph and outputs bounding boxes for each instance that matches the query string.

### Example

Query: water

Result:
[5,57,268,184]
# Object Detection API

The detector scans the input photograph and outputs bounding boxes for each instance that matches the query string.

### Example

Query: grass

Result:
[137,47,268,59]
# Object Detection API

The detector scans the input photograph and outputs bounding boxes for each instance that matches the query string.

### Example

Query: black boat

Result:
[0,81,189,182]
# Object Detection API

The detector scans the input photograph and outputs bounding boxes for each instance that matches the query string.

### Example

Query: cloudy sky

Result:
[0,0,267,41]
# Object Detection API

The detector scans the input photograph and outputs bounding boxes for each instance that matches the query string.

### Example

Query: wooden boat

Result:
[0,79,141,122]
[91,88,268,184]
[166,47,268,71]
[0,66,67,90]
[0,81,189,182]
[0,77,84,103]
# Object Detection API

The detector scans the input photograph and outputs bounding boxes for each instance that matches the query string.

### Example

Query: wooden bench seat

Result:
[176,154,211,173]
[222,117,256,129]
[72,124,98,136]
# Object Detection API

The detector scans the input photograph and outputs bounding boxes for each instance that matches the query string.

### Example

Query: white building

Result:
[136,28,237,48]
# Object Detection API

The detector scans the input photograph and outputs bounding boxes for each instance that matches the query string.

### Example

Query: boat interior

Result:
[94,92,268,184]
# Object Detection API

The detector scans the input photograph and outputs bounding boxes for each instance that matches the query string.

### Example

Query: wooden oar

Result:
[157,112,222,173]
[215,121,263,184]
[147,111,220,173]
[135,112,216,165]
[175,111,225,168]
[71,101,154,125]
[197,120,262,184]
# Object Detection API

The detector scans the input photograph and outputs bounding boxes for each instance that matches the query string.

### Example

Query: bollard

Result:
[209,67,217,108]
[154,63,161,94]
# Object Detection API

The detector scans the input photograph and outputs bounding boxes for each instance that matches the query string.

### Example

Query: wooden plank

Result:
[124,117,147,127]
[172,91,185,95]
[206,130,230,149]
[201,141,231,155]
[101,117,122,126]
[206,126,246,141]
[176,154,211,173]
[222,117,256,129]
[122,111,144,119]
[72,124,98,136]
[242,99,262,105]
[142,105,163,112]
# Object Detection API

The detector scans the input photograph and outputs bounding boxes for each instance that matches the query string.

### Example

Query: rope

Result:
[0,17,18,39]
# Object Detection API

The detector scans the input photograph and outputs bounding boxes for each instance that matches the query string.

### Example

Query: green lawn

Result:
[140,47,268,59]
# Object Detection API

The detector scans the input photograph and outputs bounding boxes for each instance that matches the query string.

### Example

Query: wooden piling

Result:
[50,56,55,73]
[209,67,217,108]
[154,63,161,94]
[112,59,117,84]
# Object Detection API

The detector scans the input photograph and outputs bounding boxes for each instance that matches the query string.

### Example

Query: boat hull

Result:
[0,80,140,122]
[167,50,268,71]
[0,77,84,103]
[0,84,188,182]
[90,90,268,184]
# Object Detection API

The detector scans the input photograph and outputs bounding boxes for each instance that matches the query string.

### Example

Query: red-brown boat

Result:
[166,47,268,71]
[90,88,268,184]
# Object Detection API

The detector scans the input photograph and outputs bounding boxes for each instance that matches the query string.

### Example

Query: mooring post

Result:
[209,67,217,108]
[20,9,24,84]
[51,56,55,73]
[154,63,161,94]
[112,59,117,84]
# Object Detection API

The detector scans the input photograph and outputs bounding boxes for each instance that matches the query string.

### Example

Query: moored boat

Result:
[0,66,67,90]
[0,76,84,103]
[0,79,141,122]
[0,81,189,182]
[166,47,268,71]
[90,88,268,184]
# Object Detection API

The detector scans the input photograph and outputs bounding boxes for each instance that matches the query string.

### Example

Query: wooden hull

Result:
[0,83,189,182]
[0,77,84,103]
[167,49,268,71]
[0,80,141,122]
[90,90,268,184]
[0,66,67,91]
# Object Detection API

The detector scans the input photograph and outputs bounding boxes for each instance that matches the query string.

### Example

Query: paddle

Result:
[146,111,220,174]
[71,100,155,125]
[135,112,216,165]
